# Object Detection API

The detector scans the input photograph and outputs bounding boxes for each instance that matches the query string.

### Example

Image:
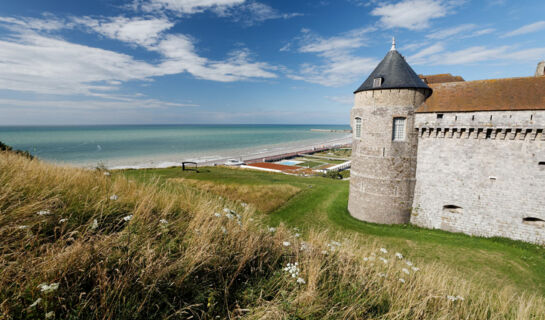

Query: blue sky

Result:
[0,0,544,125]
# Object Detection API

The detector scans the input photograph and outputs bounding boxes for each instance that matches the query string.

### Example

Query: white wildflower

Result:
[363,257,369,261]
[268,227,276,232]
[296,277,306,284]
[283,241,291,247]
[402,268,410,275]
[411,267,420,272]
[38,282,59,293]
[103,171,111,176]
[159,219,168,224]
[378,273,386,277]
[37,210,51,216]
[221,226,227,234]
[241,202,248,207]
[91,219,98,230]
[447,295,464,302]
[223,208,231,213]
[380,248,388,254]
[283,262,300,278]
[395,252,403,259]
[295,233,301,238]
[214,213,222,217]
[321,250,328,255]
[330,241,341,247]
[405,260,413,267]
[399,278,406,284]
[59,218,67,223]
[122,215,133,222]
[45,311,55,319]
[29,298,42,308]
[109,195,118,201]
[225,213,234,220]
[300,242,309,251]
[379,257,388,264]
[18,225,29,230]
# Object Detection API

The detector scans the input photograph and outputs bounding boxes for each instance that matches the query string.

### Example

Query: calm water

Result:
[0,124,350,167]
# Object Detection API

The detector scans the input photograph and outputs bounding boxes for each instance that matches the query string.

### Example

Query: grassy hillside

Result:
[2,153,545,319]
[124,166,545,296]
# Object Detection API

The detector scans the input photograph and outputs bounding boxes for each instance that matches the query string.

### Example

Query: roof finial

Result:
[390,37,396,51]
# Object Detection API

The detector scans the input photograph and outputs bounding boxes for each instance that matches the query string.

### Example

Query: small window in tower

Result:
[392,117,406,141]
[373,77,383,88]
[437,114,444,119]
[355,117,362,138]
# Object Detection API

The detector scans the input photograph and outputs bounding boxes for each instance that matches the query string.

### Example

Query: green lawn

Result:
[121,166,545,296]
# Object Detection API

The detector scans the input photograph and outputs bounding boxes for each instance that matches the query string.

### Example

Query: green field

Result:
[122,166,545,296]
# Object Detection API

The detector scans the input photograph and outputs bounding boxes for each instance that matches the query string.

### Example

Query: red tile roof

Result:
[419,73,465,84]
[416,76,545,113]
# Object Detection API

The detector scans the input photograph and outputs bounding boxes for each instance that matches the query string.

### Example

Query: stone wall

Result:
[348,88,427,224]
[411,110,545,244]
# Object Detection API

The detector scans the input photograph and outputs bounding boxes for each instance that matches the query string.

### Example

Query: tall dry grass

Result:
[0,151,544,319]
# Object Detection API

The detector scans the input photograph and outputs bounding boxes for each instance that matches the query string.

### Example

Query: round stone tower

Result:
[348,39,432,224]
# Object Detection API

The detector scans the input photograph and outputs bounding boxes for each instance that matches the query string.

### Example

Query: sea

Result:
[0,124,351,169]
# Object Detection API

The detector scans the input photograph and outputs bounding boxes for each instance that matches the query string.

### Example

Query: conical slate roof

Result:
[354,45,432,97]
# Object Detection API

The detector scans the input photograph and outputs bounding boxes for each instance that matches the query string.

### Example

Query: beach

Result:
[109,134,352,169]
[0,124,352,169]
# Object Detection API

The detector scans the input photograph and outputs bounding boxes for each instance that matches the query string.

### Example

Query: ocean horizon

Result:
[0,124,351,168]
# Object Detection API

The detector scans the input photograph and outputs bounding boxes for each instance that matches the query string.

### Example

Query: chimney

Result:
[535,61,545,76]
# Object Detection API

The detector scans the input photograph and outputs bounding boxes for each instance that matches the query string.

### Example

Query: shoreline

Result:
[108,135,352,170]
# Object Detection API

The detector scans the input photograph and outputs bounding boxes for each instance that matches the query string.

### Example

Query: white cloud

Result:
[409,43,545,66]
[371,0,463,30]
[299,28,371,55]
[0,32,160,96]
[75,16,174,47]
[286,28,378,87]
[0,97,198,111]
[0,15,69,32]
[216,2,303,26]
[427,24,476,39]
[154,34,276,81]
[0,16,276,98]
[407,43,445,64]
[135,0,246,15]
[503,21,545,37]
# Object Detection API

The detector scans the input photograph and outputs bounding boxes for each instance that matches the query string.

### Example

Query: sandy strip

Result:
[109,136,352,170]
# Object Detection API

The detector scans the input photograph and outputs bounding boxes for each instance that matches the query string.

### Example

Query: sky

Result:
[0,0,544,125]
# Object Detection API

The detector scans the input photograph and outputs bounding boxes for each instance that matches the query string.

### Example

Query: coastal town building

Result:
[349,39,545,244]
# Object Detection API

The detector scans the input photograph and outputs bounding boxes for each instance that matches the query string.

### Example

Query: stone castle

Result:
[349,39,545,245]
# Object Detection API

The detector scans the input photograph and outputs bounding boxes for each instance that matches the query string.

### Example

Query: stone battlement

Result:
[416,127,545,140]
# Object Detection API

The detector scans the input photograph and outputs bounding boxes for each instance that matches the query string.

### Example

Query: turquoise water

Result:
[0,125,350,167]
